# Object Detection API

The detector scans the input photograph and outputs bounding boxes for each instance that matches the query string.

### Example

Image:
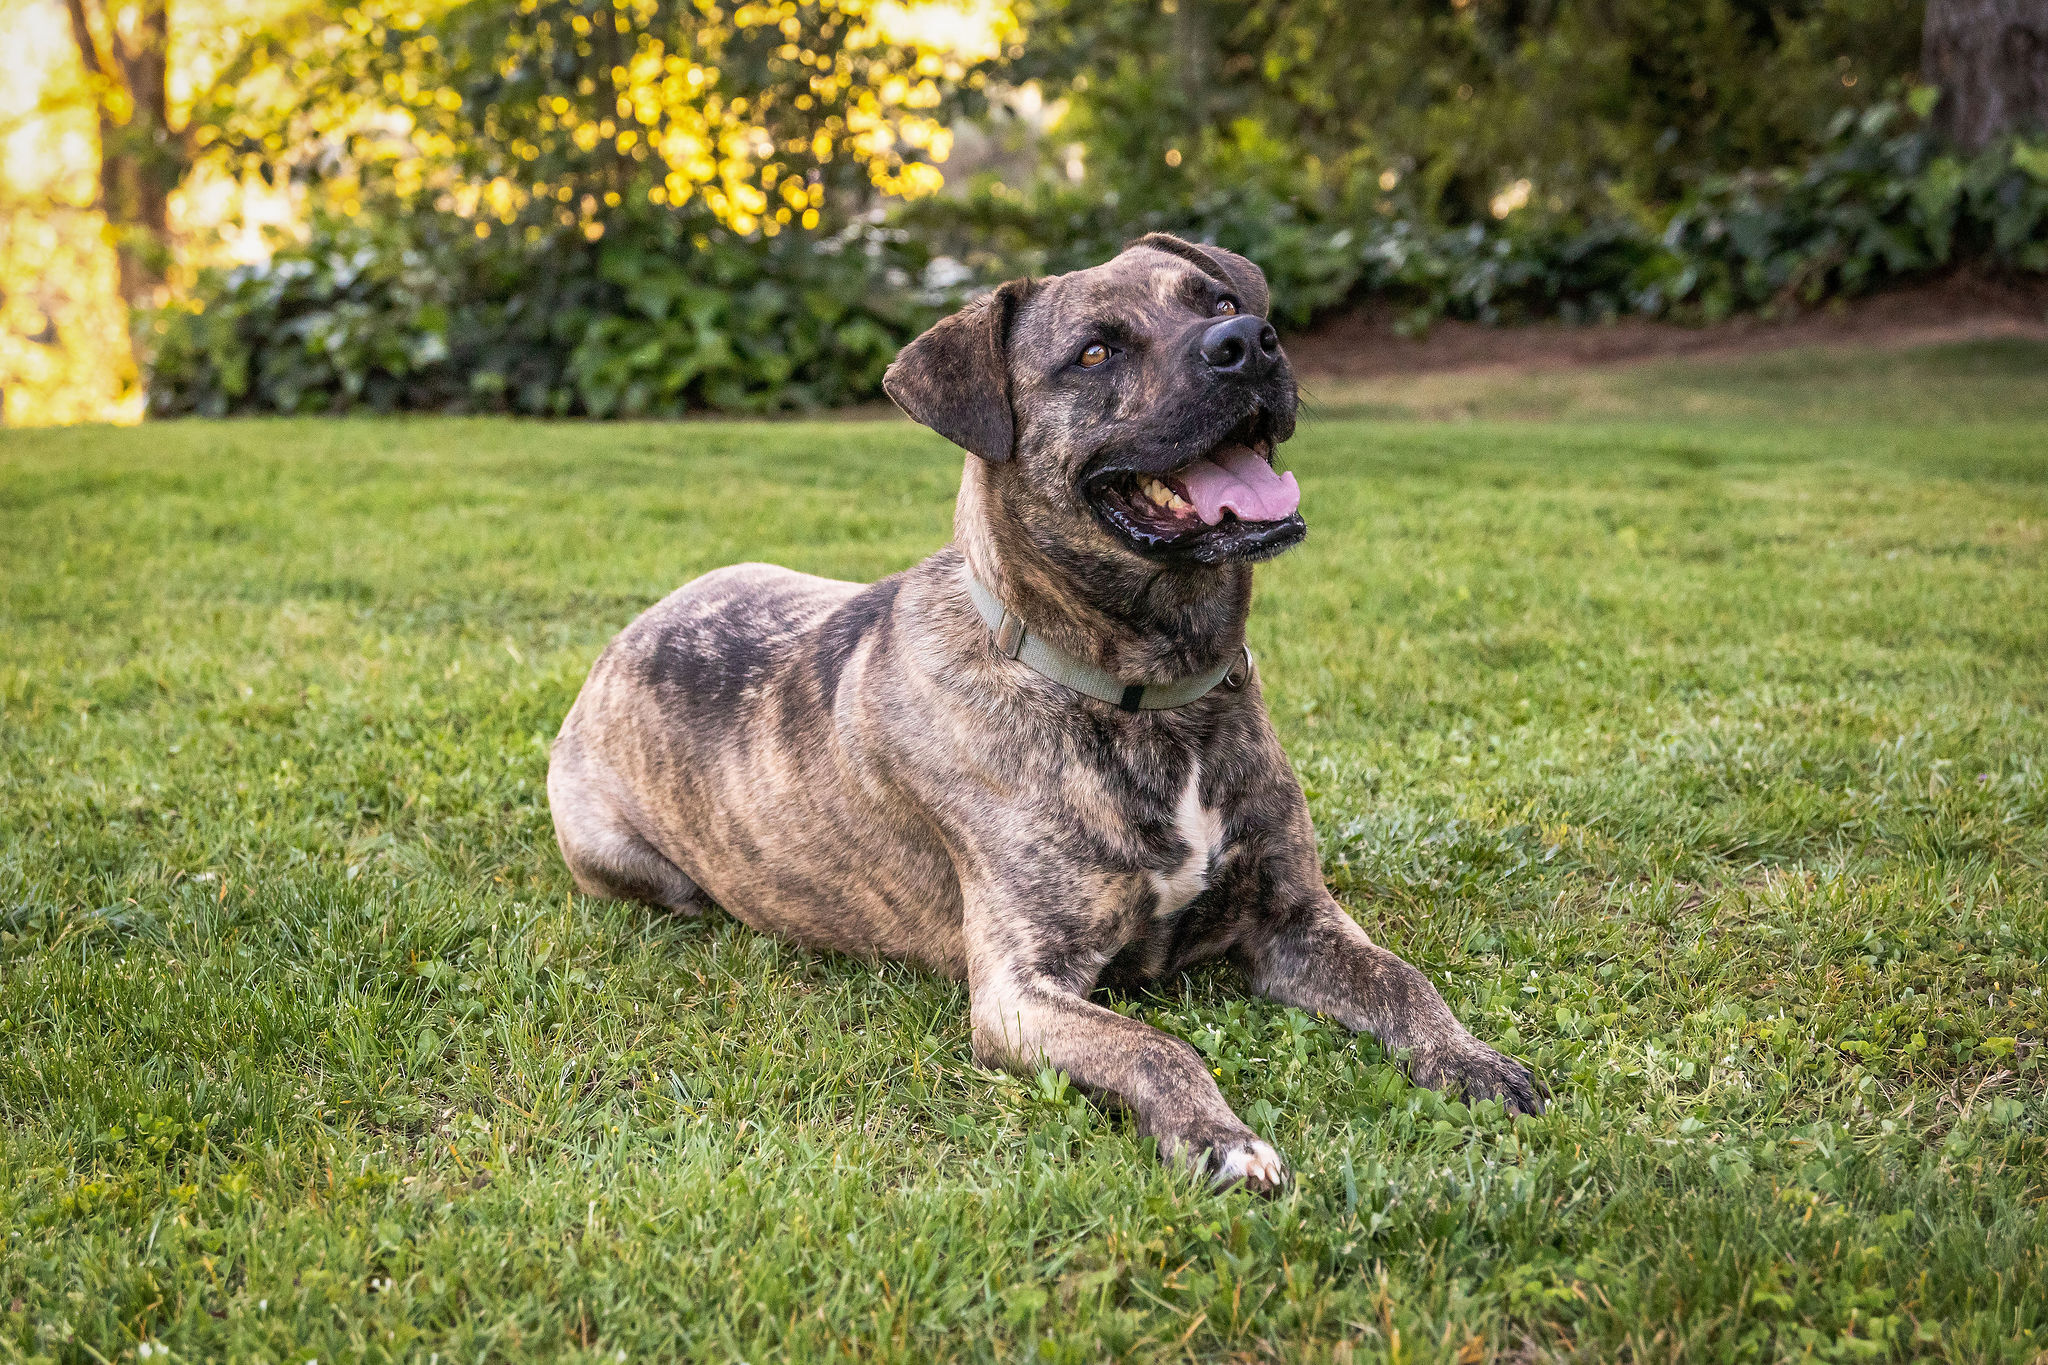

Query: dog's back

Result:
[549,560,974,969]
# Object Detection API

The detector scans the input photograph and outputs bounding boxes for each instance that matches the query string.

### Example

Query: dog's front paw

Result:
[1161,1125,1290,1195]
[1209,1135,1289,1195]
[1409,1039,1546,1116]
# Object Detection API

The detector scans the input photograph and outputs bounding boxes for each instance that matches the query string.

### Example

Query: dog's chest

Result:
[1146,763,1225,918]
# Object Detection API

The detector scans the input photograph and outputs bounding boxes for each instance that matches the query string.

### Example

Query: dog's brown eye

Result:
[1078,343,1110,367]
[1215,298,1238,316]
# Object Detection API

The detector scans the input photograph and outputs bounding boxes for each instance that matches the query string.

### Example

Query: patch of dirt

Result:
[1286,271,2048,379]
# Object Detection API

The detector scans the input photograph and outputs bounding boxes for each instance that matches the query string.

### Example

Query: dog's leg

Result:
[969,967,1288,1192]
[1234,893,1544,1115]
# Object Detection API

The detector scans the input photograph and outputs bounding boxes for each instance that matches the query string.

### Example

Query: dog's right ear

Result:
[883,278,1034,463]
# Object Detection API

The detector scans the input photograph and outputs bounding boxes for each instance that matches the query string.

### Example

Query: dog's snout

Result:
[1201,314,1280,376]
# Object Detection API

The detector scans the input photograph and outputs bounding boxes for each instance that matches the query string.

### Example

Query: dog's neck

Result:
[953,459,1253,685]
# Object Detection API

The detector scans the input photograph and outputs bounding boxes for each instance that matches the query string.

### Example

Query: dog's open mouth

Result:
[1084,412,1306,563]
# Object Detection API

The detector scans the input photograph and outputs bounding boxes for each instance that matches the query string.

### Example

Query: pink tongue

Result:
[1176,445,1301,526]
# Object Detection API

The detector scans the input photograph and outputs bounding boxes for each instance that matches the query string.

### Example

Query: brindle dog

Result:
[548,233,1542,1192]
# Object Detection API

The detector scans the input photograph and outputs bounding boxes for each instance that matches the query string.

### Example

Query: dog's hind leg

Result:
[547,740,707,914]
[560,822,706,913]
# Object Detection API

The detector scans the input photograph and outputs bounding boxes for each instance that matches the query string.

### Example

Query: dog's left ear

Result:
[884,278,1034,463]
[1127,233,1271,320]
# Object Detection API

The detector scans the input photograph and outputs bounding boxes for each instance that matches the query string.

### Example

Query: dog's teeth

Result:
[1143,478,1173,506]
[1167,492,1191,511]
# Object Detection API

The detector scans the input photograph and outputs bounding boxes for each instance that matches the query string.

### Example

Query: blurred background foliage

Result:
[143,0,1002,415]
[1,0,2044,422]
[1000,0,1924,226]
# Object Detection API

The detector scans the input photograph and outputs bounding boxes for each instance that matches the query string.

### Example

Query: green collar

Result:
[962,570,1251,712]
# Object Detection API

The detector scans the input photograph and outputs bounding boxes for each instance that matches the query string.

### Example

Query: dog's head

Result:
[884,235,1303,568]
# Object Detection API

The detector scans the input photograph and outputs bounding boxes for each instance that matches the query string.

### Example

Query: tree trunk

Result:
[1921,0,2048,152]
[64,0,186,304]
[1172,0,1213,136]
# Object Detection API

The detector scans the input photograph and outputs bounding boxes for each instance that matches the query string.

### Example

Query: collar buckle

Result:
[993,609,1027,659]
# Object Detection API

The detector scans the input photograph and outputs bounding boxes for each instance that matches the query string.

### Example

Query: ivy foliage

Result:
[145,211,947,417]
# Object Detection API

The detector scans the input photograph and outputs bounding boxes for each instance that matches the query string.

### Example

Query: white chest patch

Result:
[1149,764,1224,917]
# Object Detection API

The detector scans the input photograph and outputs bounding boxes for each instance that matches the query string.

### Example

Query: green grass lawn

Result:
[1311,335,2048,426]
[3,342,2046,1364]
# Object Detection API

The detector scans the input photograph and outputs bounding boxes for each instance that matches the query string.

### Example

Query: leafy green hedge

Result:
[148,102,2048,418]
[915,101,2048,332]
[1662,107,2048,316]
[145,213,947,418]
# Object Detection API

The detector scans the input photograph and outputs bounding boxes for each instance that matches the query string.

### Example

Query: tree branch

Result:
[62,0,106,79]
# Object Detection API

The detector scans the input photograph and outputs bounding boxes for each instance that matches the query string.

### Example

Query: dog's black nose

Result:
[1201,314,1280,376]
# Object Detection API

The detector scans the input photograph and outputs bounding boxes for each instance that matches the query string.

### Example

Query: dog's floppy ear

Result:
[1127,232,1271,320]
[883,278,1034,463]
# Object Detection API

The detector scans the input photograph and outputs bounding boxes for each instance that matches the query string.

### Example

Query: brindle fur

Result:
[549,235,1542,1193]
